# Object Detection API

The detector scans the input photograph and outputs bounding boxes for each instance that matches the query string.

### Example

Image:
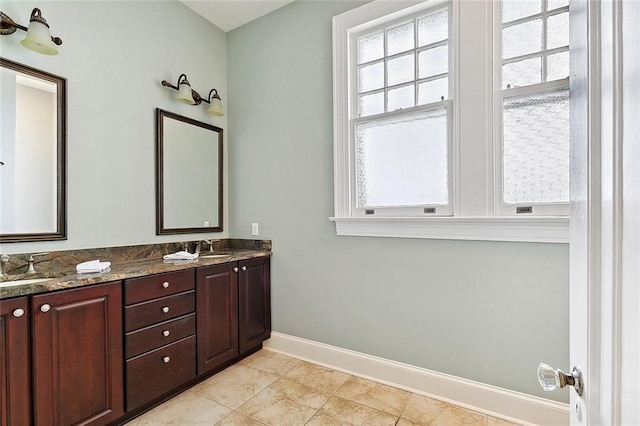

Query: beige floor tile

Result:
[306,396,399,426]
[334,376,412,416]
[125,389,231,425]
[215,411,265,426]
[237,377,331,425]
[190,363,280,409]
[399,393,450,425]
[488,416,522,426]
[283,361,350,394]
[239,349,302,376]
[430,404,488,426]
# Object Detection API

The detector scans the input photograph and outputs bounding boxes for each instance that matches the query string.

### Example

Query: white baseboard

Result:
[264,332,569,426]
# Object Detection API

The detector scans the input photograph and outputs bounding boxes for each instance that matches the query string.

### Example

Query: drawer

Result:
[125,270,194,305]
[125,291,194,332]
[125,313,195,359]
[126,336,196,411]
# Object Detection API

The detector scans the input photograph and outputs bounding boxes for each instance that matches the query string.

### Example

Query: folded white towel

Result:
[163,251,199,261]
[77,260,111,274]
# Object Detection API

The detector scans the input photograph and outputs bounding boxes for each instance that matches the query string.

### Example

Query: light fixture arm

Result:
[0,9,62,45]
[161,74,204,105]
[204,89,221,105]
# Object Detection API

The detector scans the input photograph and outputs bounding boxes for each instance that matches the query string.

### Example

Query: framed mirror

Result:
[156,108,223,234]
[0,58,67,242]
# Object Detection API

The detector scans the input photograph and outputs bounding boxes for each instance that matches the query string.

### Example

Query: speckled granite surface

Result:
[0,239,271,300]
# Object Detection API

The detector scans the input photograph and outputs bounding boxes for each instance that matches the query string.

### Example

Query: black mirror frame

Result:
[0,57,67,243]
[155,108,223,235]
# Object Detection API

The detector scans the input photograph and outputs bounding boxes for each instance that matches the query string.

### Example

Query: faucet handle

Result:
[26,253,50,274]
[28,252,50,261]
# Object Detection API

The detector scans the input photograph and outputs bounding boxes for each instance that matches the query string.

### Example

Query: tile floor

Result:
[126,349,522,426]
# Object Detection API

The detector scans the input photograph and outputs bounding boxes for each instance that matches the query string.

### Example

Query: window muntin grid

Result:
[356,7,450,118]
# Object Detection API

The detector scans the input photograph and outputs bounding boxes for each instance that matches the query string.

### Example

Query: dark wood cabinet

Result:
[0,297,30,426]
[197,257,271,375]
[196,262,239,374]
[32,281,124,426]
[239,257,271,354]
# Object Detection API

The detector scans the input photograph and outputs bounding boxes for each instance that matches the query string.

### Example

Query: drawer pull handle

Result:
[162,306,170,314]
[162,281,170,288]
[241,266,247,271]
[163,356,170,363]
[162,330,170,337]
[233,267,239,272]
[40,304,51,313]
[13,308,25,317]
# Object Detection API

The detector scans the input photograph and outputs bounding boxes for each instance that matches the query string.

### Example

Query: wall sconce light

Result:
[161,74,224,116]
[0,8,62,55]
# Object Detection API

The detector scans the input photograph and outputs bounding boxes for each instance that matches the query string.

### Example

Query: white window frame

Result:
[331,0,569,243]
[493,1,571,217]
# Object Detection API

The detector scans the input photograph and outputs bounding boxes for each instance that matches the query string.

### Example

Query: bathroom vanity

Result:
[0,242,271,425]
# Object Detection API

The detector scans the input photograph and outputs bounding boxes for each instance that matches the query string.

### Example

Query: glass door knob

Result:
[537,363,584,396]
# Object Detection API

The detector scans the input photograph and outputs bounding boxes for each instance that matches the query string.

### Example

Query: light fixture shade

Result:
[176,81,195,104]
[207,97,224,116]
[21,19,57,55]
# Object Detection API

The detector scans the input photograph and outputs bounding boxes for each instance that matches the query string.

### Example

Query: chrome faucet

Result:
[26,253,49,274]
[0,254,9,277]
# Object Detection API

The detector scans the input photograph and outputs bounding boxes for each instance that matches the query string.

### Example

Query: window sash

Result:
[350,102,454,217]
[493,1,570,216]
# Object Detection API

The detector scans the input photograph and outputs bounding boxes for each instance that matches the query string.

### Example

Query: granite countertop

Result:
[1,241,271,300]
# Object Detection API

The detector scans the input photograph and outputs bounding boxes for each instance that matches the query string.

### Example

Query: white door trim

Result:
[570,0,640,423]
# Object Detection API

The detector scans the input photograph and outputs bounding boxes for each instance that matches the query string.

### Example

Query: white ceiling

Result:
[179,0,296,32]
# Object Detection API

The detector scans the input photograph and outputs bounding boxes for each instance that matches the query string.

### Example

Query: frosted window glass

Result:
[547,12,569,50]
[355,109,449,208]
[502,19,542,59]
[502,56,541,88]
[388,85,415,111]
[358,32,384,64]
[418,77,448,104]
[359,92,385,116]
[547,51,569,81]
[388,23,414,56]
[418,11,448,47]
[502,0,541,23]
[358,62,384,93]
[387,54,414,86]
[503,89,569,204]
[547,0,569,11]
[418,45,448,78]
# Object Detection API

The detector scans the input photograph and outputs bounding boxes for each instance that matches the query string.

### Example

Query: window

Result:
[332,0,570,243]
[496,0,570,216]
[352,6,452,217]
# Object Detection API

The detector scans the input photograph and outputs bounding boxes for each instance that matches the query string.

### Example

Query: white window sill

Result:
[329,216,569,243]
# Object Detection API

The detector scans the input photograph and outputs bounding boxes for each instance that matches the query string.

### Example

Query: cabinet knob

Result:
[13,308,25,317]
[162,281,170,288]
[241,266,247,271]
[163,356,170,363]
[233,267,239,272]
[40,304,51,313]
[162,330,170,337]
[162,306,170,314]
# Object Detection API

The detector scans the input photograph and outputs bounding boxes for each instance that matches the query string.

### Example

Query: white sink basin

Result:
[0,278,50,288]
[199,254,231,259]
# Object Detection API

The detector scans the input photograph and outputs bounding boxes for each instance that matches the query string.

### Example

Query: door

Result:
[0,297,30,426]
[238,257,271,354]
[32,282,124,426]
[196,263,239,374]
[569,0,640,424]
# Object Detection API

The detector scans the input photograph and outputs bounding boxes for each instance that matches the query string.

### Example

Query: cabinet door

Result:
[196,263,239,375]
[0,297,30,426]
[238,257,271,354]
[32,282,124,426]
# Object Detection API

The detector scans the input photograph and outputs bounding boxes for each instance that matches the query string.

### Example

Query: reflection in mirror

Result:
[156,109,223,234]
[0,58,66,242]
